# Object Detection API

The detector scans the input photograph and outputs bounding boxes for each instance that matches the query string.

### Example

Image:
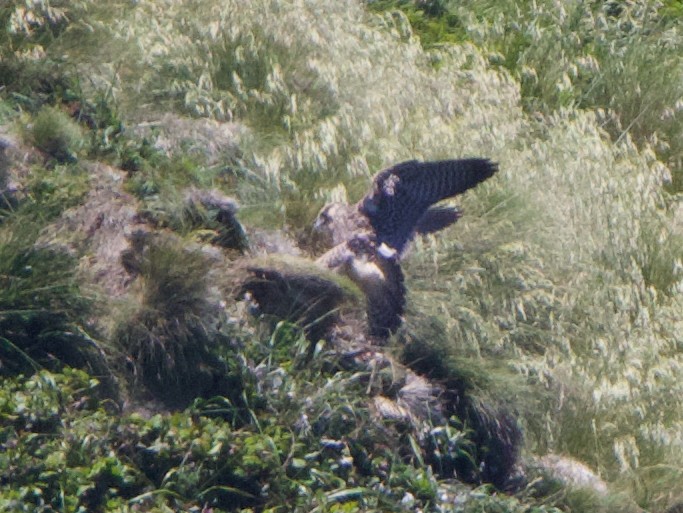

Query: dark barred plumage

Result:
[313,157,498,338]
[359,159,498,253]
[346,236,406,337]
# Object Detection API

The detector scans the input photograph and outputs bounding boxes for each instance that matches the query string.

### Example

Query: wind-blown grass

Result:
[370,0,683,190]
[405,107,683,506]
[0,0,682,510]
[0,216,102,378]
[407,0,683,190]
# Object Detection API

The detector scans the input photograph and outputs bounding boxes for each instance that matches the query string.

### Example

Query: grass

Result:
[0,153,101,381]
[25,105,83,163]
[0,0,682,511]
[371,0,683,191]
[0,216,103,379]
[114,234,246,410]
[367,0,468,48]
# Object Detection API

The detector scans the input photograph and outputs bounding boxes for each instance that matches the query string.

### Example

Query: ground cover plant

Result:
[0,0,682,511]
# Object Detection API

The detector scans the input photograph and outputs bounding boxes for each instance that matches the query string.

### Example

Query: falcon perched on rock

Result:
[315,158,498,337]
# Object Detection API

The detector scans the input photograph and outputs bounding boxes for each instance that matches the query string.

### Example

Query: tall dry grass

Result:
[1,0,682,508]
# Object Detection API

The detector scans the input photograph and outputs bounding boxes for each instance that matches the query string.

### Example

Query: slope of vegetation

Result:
[369,0,683,191]
[1,0,682,512]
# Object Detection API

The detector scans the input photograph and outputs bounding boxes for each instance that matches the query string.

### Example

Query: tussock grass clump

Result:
[116,235,245,410]
[139,187,249,252]
[0,218,104,379]
[181,188,248,250]
[0,136,102,379]
[0,0,682,510]
[26,105,83,163]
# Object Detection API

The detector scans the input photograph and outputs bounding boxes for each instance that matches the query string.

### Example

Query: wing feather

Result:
[360,158,498,252]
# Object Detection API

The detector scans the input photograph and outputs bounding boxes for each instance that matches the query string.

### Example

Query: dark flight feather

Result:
[359,159,498,253]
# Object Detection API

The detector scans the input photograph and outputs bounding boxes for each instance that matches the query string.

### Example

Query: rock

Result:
[530,454,608,495]
[184,187,248,251]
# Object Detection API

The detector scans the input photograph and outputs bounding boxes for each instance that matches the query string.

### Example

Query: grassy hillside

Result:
[1,0,682,512]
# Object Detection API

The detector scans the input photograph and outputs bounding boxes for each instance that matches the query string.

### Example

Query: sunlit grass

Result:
[0,0,682,510]
[455,0,683,191]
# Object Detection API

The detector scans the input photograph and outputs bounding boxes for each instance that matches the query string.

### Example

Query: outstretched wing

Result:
[414,205,462,236]
[360,159,498,253]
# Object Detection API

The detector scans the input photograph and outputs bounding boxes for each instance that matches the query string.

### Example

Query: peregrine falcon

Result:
[315,158,498,337]
[313,158,498,255]
[241,158,498,340]
[316,234,405,337]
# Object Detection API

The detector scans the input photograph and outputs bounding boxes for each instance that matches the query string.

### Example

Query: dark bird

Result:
[241,158,498,341]
[239,264,349,342]
[313,158,498,255]
[316,234,406,338]
[314,158,498,338]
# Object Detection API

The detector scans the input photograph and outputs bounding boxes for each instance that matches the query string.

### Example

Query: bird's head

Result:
[359,194,379,216]
[312,202,348,249]
[312,203,336,231]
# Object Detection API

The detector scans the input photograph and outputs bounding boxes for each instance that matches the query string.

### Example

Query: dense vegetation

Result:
[1,0,682,512]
